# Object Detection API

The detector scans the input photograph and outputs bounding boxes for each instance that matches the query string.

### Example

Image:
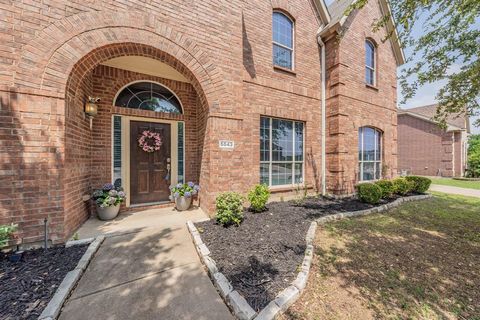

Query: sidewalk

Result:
[429,184,480,198]
[59,207,233,320]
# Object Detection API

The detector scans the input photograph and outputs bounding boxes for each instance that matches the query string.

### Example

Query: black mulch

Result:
[0,245,88,320]
[196,195,404,311]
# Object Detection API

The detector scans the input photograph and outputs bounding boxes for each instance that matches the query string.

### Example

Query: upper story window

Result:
[358,127,382,181]
[365,40,376,86]
[114,81,182,114]
[273,11,294,70]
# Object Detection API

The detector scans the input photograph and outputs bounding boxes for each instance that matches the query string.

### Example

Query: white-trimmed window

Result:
[260,117,304,186]
[365,40,376,86]
[273,11,294,70]
[358,127,382,181]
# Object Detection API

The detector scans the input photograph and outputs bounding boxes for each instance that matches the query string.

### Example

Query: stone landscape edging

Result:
[186,220,317,320]
[315,194,433,224]
[38,235,105,320]
[187,193,433,320]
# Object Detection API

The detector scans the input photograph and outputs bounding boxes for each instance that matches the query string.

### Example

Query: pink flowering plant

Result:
[92,183,126,208]
[138,130,162,153]
[170,182,200,199]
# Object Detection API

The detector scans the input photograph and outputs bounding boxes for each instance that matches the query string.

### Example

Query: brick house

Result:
[0,0,403,244]
[398,104,470,177]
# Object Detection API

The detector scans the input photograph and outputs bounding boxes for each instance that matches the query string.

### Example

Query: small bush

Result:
[247,184,270,212]
[405,176,432,193]
[0,224,17,248]
[215,192,244,226]
[393,177,414,195]
[375,180,395,199]
[356,183,382,204]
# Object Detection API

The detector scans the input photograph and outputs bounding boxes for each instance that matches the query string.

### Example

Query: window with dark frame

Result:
[260,117,304,186]
[273,11,294,70]
[114,81,182,114]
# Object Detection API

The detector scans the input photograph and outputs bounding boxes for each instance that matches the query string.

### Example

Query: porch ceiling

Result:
[101,56,190,83]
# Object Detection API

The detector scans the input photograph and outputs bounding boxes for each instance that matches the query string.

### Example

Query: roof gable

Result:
[319,0,405,66]
[399,104,470,132]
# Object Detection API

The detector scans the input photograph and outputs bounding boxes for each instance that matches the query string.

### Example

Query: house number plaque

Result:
[219,140,234,149]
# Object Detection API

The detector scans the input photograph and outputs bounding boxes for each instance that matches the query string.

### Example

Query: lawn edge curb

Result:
[186,220,318,320]
[315,194,433,224]
[38,235,105,320]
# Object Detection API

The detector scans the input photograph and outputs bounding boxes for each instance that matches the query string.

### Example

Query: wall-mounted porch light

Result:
[85,96,100,129]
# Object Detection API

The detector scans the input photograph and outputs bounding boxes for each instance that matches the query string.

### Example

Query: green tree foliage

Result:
[467,134,480,177]
[348,0,480,128]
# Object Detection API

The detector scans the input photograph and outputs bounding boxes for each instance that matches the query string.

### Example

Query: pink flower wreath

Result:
[138,130,162,153]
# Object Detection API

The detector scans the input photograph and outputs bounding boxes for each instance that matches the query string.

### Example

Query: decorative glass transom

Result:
[114,82,182,114]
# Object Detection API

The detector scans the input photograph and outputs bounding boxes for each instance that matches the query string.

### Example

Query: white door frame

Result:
[111,115,184,207]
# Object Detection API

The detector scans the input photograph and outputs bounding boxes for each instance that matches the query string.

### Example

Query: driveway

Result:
[429,184,480,198]
[59,207,233,320]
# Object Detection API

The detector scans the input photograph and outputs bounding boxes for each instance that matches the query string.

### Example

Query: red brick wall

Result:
[0,0,399,244]
[90,64,200,185]
[398,114,455,177]
[324,0,399,193]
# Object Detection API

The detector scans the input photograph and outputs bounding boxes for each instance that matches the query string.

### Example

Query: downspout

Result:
[317,33,327,195]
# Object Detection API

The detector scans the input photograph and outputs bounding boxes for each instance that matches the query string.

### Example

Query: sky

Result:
[324,0,480,134]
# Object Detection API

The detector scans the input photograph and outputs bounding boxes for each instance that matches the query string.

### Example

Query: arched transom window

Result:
[358,127,382,181]
[273,11,294,70]
[114,81,182,114]
[365,40,376,86]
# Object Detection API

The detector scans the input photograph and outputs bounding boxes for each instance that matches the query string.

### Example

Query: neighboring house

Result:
[0,0,403,244]
[398,104,470,177]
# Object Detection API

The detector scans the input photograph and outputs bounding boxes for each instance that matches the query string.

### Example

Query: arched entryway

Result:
[63,43,212,237]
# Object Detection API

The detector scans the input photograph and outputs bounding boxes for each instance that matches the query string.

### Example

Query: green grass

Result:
[287,193,480,320]
[430,177,480,190]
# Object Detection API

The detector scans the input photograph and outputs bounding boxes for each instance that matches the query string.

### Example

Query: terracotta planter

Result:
[96,204,120,221]
[175,196,192,211]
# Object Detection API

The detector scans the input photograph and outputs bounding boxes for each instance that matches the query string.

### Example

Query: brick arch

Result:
[270,0,299,19]
[65,42,210,113]
[14,10,224,108]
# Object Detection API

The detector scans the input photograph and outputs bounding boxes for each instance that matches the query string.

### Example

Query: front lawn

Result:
[281,193,480,320]
[430,177,480,190]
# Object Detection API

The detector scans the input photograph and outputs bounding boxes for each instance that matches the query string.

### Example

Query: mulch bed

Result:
[196,195,403,311]
[0,245,88,320]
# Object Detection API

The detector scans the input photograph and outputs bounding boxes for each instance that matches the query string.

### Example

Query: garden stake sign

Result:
[138,130,162,153]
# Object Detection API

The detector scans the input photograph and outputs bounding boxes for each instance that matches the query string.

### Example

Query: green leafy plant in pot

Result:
[92,184,126,221]
[170,182,200,211]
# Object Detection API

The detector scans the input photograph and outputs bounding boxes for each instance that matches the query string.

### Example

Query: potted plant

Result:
[92,184,126,221]
[170,182,200,211]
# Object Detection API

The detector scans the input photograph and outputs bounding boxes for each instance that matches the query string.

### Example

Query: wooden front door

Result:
[130,121,171,204]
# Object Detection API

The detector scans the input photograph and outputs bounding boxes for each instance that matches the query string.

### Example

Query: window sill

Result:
[273,65,296,76]
[269,184,306,192]
[365,84,379,91]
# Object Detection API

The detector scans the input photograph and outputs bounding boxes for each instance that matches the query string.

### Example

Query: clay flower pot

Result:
[96,204,120,221]
[175,196,192,211]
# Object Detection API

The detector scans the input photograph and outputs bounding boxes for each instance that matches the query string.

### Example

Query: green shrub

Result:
[356,183,382,204]
[375,180,395,199]
[215,192,244,226]
[247,184,270,212]
[0,224,17,248]
[393,177,414,195]
[405,176,432,193]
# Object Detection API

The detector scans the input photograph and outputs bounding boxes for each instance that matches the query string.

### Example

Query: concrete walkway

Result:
[59,206,233,320]
[430,184,480,198]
